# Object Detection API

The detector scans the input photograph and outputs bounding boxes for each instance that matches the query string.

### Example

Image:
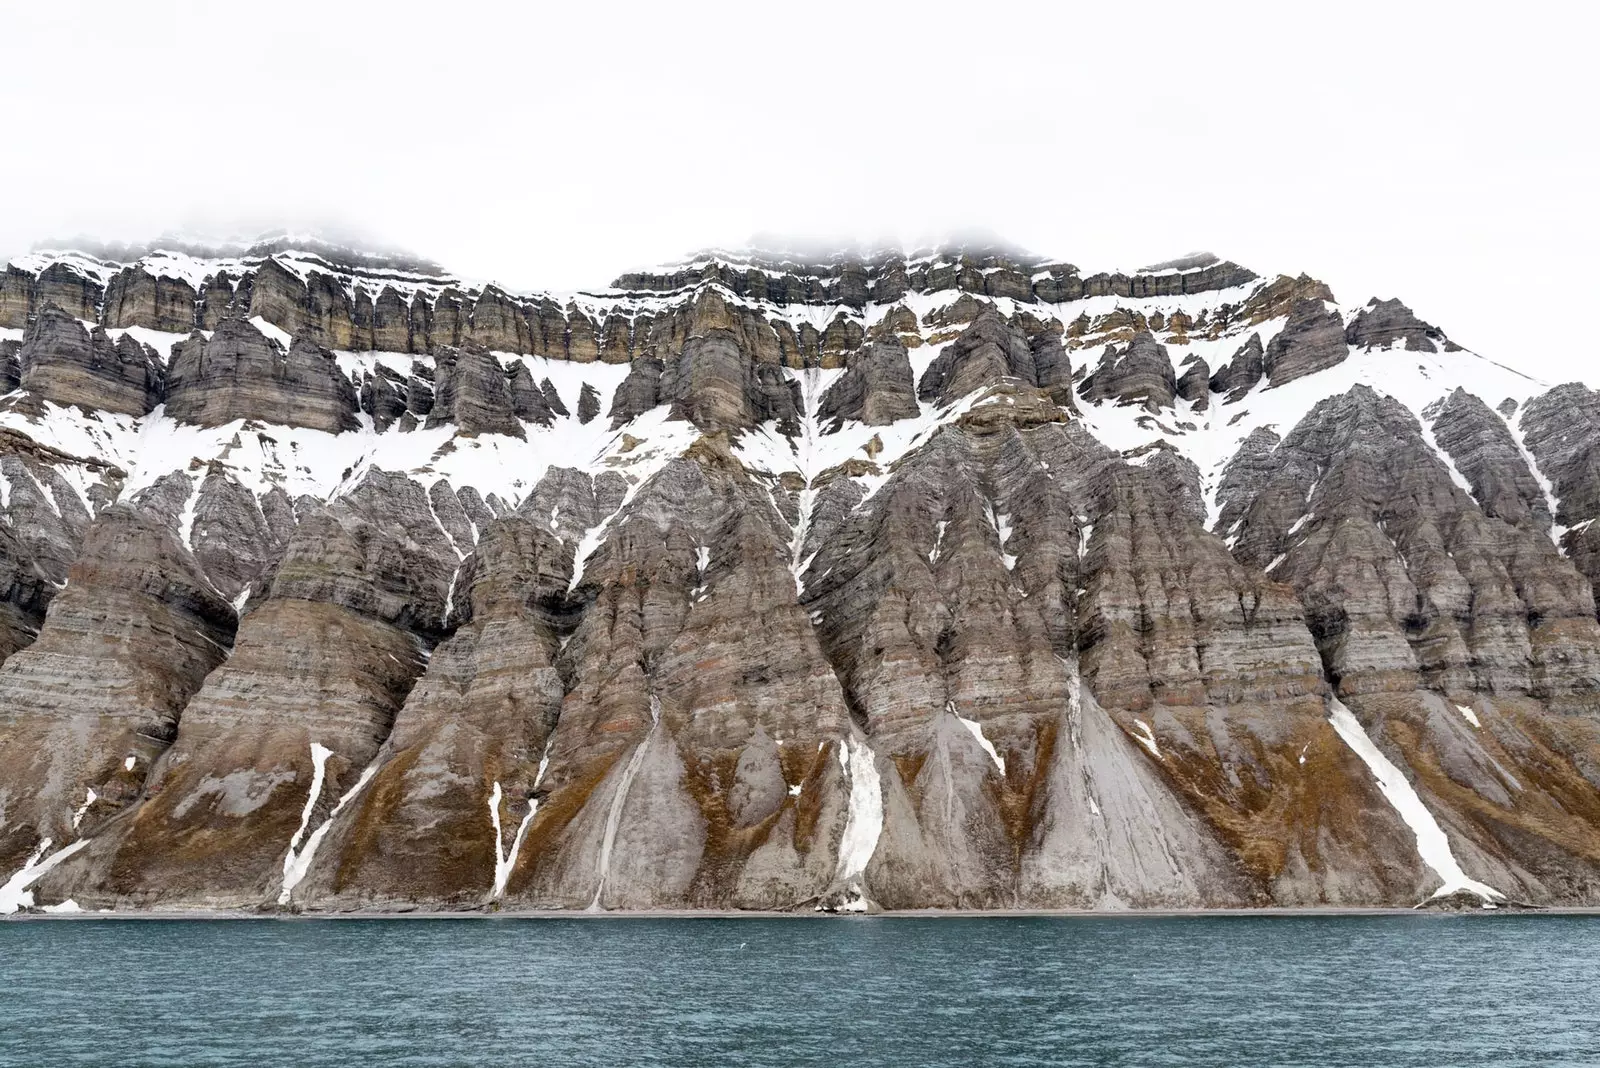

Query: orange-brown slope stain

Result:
[105,754,309,900]
[785,742,832,855]
[1378,700,1600,875]
[681,749,783,906]
[1145,701,1419,902]
[502,745,630,899]
[326,743,497,904]
[1003,717,1057,873]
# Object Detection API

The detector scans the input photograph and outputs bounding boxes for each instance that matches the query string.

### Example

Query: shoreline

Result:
[10,904,1600,922]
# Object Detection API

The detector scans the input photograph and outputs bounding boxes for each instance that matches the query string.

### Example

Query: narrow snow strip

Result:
[1506,410,1568,546]
[833,735,884,899]
[278,751,380,908]
[278,743,333,904]
[0,838,90,914]
[177,473,201,550]
[954,712,1006,774]
[1455,703,1482,729]
[70,787,98,831]
[488,781,537,900]
[442,567,460,622]
[1131,719,1162,758]
[1326,698,1502,904]
[1419,415,1474,495]
[567,483,640,593]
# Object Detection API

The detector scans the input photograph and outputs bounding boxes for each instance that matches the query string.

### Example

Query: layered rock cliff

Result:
[2,238,1598,916]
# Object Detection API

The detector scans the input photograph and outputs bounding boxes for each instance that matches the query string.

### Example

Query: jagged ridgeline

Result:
[2,236,1599,915]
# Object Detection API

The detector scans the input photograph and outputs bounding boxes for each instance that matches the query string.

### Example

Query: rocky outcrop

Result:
[1175,357,1210,410]
[1222,384,1599,699]
[358,366,411,431]
[502,444,857,910]
[101,268,200,333]
[165,319,360,432]
[1519,383,1600,611]
[1346,298,1458,353]
[1425,388,1552,532]
[818,342,920,428]
[1263,299,1348,386]
[426,347,524,438]
[18,305,161,416]
[918,311,1072,408]
[1209,334,1265,400]
[56,470,456,906]
[1077,333,1177,411]
[606,331,799,435]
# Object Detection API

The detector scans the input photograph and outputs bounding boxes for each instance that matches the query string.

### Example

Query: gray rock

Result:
[818,341,920,428]
[166,319,359,432]
[19,305,161,416]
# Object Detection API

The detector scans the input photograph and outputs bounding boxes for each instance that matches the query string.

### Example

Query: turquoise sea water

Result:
[2,915,1598,1066]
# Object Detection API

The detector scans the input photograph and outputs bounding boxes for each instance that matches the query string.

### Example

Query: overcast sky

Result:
[4,2,1594,381]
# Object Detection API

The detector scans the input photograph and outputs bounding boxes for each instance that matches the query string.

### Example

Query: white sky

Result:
[3,1,1595,381]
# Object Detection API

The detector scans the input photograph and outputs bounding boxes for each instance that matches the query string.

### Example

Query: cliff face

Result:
[2,238,1599,915]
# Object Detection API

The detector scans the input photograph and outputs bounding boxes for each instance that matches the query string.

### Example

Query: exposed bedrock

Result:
[5,245,1600,914]
[304,510,574,906]
[609,329,800,434]
[44,470,458,907]
[505,443,857,909]
[165,319,360,432]
[0,263,102,328]
[1212,383,1600,899]
[0,506,235,876]
[18,304,162,416]
[1219,384,1600,700]
[101,268,200,333]
[426,346,525,438]
[1520,383,1600,611]
[1263,299,1348,387]
[1077,332,1177,411]
[1345,298,1458,353]
[794,390,1431,908]
[918,310,1072,408]
[817,341,920,428]
[1208,333,1265,401]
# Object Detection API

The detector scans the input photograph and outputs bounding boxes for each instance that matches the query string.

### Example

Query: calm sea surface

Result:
[2,914,1598,1066]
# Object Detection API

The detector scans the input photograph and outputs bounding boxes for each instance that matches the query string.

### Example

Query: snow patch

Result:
[277,744,380,906]
[1131,719,1162,758]
[954,710,1006,774]
[70,787,98,831]
[832,735,884,902]
[0,838,90,915]
[488,780,536,900]
[1326,698,1502,905]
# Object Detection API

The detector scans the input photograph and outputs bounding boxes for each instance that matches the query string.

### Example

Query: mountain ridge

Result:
[2,236,1598,917]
